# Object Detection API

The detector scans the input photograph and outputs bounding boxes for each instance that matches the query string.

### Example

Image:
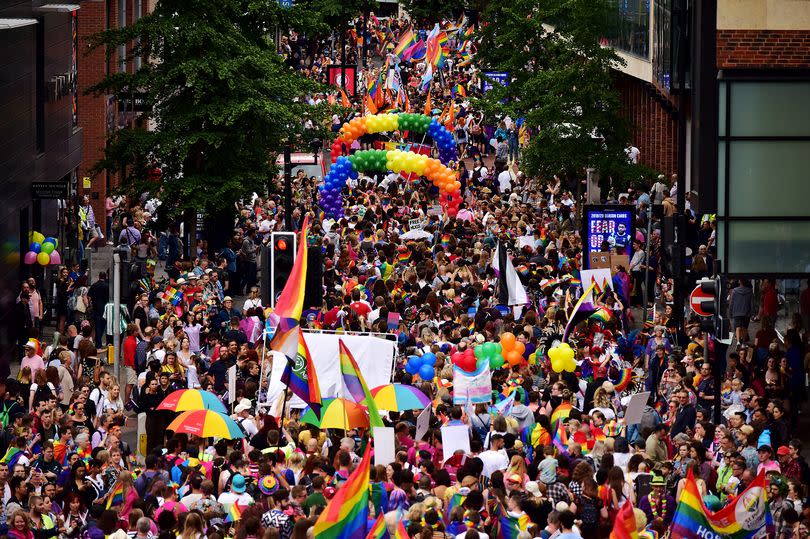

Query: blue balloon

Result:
[405,361,418,375]
[419,364,435,380]
[421,352,437,366]
[408,355,423,369]
[30,242,41,254]
[45,236,57,246]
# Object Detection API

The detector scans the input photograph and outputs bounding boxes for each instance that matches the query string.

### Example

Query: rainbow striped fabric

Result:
[366,512,387,539]
[394,521,410,538]
[552,423,569,456]
[670,469,773,539]
[106,482,124,509]
[339,339,384,428]
[273,216,309,332]
[225,502,243,523]
[589,307,612,323]
[274,325,322,417]
[394,29,416,58]
[550,402,573,433]
[562,282,598,341]
[497,511,531,539]
[610,500,638,539]
[611,368,634,392]
[314,443,372,538]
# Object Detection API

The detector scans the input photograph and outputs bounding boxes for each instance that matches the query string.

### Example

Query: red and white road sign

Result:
[690,285,713,317]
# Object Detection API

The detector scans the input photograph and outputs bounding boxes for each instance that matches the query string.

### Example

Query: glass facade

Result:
[607,0,651,59]
[652,0,672,89]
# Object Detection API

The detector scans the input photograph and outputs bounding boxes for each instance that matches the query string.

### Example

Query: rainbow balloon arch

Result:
[321,113,462,219]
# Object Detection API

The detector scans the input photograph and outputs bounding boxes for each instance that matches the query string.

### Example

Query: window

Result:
[118,0,126,73]
[606,0,650,59]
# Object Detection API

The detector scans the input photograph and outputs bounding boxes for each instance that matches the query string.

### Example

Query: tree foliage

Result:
[475,0,631,179]
[397,0,465,24]
[88,0,332,218]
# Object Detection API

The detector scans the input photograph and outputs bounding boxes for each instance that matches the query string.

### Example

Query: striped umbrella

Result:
[167,410,243,439]
[369,384,431,411]
[157,389,228,414]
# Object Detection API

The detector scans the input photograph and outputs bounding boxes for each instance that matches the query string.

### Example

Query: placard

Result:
[584,204,635,267]
[452,363,492,404]
[415,405,431,441]
[441,425,471,462]
[373,427,396,466]
[408,218,425,230]
[427,205,443,217]
[228,365,237,404]
[623,391,651,425]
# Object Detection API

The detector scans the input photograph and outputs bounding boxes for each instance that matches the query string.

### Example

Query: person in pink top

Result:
[20,340,44,378]
[756,445,781,475]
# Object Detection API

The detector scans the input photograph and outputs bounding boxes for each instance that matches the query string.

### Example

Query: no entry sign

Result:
[690,285,714,317]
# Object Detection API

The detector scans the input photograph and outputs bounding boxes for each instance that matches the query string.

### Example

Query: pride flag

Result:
[225,502,243,523]
[106,482,125,509]
[610,500,638,539]
[394,29,416,59]
[550,402,573,433]
[274,325,322,417]
[272,215,309,332]
[0,447,22,467]
[451,83,467,98]
[163,286,182,306]
[339,339,384,427]
[497,511,531,539]
[405,39,426,62]
[314,443,372,538]
[366,513,387,539]
[589,307,612,323]
[370,482,389,515]
[562,282,598,341]
[552,423,569,456]
[394,521,410,538]
[670,469,773,539]
[612,368,634,392]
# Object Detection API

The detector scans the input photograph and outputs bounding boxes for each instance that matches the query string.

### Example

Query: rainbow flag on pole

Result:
[272,215,309,332]
[225,502,243,523]
[339,339,384,428]
[394,29,415,59]
[274,325,322,417]
[106,482,124,509]
[314,443,372,538]
[609,500,638,539]
[366,513,387,539]
[670,469,773,539]
[550,402,573,433]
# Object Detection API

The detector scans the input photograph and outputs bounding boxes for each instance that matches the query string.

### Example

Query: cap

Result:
[223,296,233,302]
[231,474,246,493]
[507,473,522,483]
[525,481,542,497]
[176,278,186,285]
[757,444,773,453]
[777,446,791,456]
[234,398,252,414]
[651,474,666,486]
[258,475,278,495]
[24,340,38,349]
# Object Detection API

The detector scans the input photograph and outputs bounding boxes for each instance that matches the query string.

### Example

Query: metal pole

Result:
[362,11,368,69]
[112,252,121,382]
[673,0,689,332]
[641,204,653,324]
[284,147,293,231]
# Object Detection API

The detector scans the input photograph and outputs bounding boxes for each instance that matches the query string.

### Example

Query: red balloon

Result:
[464,348,474,358]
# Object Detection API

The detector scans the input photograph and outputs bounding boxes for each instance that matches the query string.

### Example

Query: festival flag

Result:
[328,93,336,106]
[366,512,387,539]
[550,402,573,433]
[444,100,455,130]
[451,83,467,98]
[339,88,351,108]
[365,94,378,115]
[0,447,22,467]
[339,339,384,428]
[404,38,426,62]
[445,491,467,522]
[562,282,599,341]
[423,90,432,116]
[670,469,774,539]
[225,502,243,523]
[552,422,569,456]
[106,482,125,509]
[394,29,416,59]
[314,443,373,538]
[394,521,410,539]
[492,393,515,416]
[370,482,389,515]
[610,500,639,539]
[589,307,612,323]
[53,440,69,465]
[272,215,309,332]
[612,368,634,392]
[493,241,529,307]
[274,325,322,417]
[163,286,182,306]
[497,510,531,539]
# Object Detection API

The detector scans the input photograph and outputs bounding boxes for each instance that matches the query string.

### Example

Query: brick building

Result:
[607,0,810,190]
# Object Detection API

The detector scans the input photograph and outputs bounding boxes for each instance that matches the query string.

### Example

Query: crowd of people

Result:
[7,12,810,539]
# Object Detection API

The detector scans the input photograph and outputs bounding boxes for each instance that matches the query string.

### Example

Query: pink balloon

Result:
[49,250,61,265]
[23,251,37,265]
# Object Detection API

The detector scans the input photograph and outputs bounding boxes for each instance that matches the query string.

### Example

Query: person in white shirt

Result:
[479,433,510,478]
[625,143,640,164]
[233,399,258,438]
[243,288,263,311]
[217,474,253,511]
[497,168,513,194]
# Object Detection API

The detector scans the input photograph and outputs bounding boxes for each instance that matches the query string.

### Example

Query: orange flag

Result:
[445,101,455,130]
[423,90,432,116]
[328,94,336,106]
[339,88,351,108]
[365,94,378,115]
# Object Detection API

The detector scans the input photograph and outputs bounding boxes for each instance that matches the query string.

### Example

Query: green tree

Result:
[88,0,330,223]
[475,0,631,180]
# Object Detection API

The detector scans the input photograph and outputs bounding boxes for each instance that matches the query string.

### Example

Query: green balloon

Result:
[495,343,503,354]
[474,346,485,359]
[482,342,496,356]
[41,242,55,254]
[490,355,505,369]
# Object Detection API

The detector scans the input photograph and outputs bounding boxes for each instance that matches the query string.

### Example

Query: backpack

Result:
[0,402,14,429]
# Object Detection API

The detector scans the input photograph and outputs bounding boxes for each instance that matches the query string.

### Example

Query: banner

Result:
[453,363,492,404]
[266,332,395,409]
[671,469,774,539]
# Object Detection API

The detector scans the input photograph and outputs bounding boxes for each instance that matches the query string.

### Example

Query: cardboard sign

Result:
[441,425,471,462]
[416,405,431,441]
[409,218,425,230]
[373,427,396,466]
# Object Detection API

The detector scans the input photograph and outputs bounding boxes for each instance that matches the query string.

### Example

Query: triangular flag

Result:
[339,88,350,108]
[423,90,432,116]
[445,100,455,130]
[365,94,378,115]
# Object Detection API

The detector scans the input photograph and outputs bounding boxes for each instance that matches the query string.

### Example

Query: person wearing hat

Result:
[216,473,253,512]
[757,444,781,474]
[638,473,675,534]
[233,399,258,438]
[20,339,44,378]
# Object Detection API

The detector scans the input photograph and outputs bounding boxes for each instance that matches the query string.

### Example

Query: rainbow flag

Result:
[540,278,560,294]
[314,443,372,538]
[106,482,124,509]
[394,521,410,538]
[562,282,598,341]
[670,469,773,539]
[273,215,309,332]
[440,234,451,248]
[366,513,387,539]
[339,339,384,428]
[611,368,634,392]
[163,286,182,306]
[552,423,569,456]
[405,39,426,62]
[274,325,322,417]
[394,29,416,59]
[370,482,389,515]
[445,491,466,522]
[550,402,573,433]
[497,511,531,539]
[451,83,466,98]
[589,307,612,323]
[610,500,638,539]
[225,502,243,523]
[0,447,22,467]
[397,249,410,263]
[53,440,69,465]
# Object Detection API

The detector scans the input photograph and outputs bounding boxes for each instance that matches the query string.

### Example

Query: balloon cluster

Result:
[548,343,576,373]
[451,347,476,372]
[405,352,436,381]
[319,156,356,218]
[500,332,527,367]
[474,341,505,370]
[426,117,458,164]
[24,232,61,266]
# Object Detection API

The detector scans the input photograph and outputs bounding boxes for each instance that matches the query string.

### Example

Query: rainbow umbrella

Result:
[167,410,244,439]
[300,397,369,430]
[157,389,228,414]
[369,383,431,411]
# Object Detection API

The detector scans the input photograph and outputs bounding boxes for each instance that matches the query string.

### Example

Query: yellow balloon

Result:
[29,231,45,245]
[36,251,50,266]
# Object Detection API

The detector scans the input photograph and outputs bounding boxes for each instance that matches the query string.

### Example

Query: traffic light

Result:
[269,232,296,308]
[697,277,729,339]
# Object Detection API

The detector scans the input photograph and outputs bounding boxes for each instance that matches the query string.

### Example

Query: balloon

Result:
[474,346,485,359]
[23,251,37,265]
[464,348,474,359]
[41,242,55,254]
[49,250,61,265]
[418,364,435,380]
[422,352,436,366]
[490,354,505,370]
[405,361,418,375]
[30,242,41,254]
[505,350,522,366]
[44,237,58,248]
[37,252,50,266]
[513,341,526,356]
[495,343,502,354]
[29,231,45,245]
[548,343,576,373]
[409,355,424,370]
[500,332,516,350]
[482,342,496,356]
